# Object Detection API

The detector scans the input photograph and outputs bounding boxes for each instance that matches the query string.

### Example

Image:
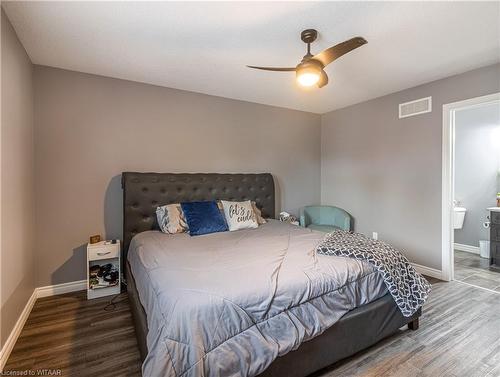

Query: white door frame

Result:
[441,92,500,281]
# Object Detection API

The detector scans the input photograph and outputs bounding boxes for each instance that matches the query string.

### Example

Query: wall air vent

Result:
[398,96,432,119]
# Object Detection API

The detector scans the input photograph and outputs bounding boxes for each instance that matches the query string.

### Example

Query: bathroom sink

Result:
[453,207,466,229]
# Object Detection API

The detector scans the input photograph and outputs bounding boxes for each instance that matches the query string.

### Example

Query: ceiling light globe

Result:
[297,72,320,87]
[296,60,323,87]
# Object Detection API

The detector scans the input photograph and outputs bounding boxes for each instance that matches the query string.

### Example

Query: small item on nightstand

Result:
[89,234,101,244]
[89,265,100,275]
[97,263,113,277]
[103,271,119,284]
[89,263,119,289]
[279,211,299,225]
[497,193,500,207]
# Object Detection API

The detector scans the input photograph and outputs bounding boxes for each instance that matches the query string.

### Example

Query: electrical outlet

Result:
[372,232,378,240]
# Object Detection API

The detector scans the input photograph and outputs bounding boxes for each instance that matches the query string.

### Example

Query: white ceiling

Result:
[3,1,500,114]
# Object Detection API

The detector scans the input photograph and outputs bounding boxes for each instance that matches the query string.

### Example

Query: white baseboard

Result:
[411,262,443,280]
[0,290,37,372]
[454,243,480,254]
[36,280,86,298]
[0,280,86,371]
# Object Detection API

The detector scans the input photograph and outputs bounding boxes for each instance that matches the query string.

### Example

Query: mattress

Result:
[128,220,388,377]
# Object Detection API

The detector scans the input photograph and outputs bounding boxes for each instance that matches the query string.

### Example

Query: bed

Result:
[122,172,420,377]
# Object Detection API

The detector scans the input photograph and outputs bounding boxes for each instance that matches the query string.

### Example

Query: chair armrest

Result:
[299,214,306,227]
[299,207,307,227]
[343,216,351,231]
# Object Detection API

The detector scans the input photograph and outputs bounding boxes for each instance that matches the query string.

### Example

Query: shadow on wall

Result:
[104,174,123,241]
[50,175,123,285]
[104,174,123,272]
[51,244,87,285]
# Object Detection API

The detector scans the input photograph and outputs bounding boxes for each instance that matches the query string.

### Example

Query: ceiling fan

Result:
[247,29,367,89]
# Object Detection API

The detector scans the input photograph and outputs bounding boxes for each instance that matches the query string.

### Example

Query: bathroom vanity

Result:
[488,208,500,266]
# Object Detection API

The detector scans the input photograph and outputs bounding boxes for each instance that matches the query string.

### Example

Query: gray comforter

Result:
[128,220,388,377]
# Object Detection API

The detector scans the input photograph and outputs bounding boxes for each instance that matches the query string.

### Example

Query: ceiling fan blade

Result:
[247,65,296,72]
[312,37,367,67]
[318,70,328,88]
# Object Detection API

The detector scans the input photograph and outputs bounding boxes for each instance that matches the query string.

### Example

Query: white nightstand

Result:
[87,240,121,300]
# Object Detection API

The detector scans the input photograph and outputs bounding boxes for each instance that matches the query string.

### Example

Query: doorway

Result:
[441,92,500,288]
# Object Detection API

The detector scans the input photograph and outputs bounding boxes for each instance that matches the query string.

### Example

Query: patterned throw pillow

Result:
[217,200,267,224]
[220,200,259,231]
[156,204,188,234]
[251,202,267,225]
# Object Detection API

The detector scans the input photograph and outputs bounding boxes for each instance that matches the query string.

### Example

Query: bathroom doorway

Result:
[442,92,500,289]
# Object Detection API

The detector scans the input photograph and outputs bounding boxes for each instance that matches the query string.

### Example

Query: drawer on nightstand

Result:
[88,245,119,261]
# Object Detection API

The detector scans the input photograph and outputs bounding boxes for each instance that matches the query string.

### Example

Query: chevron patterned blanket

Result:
[316,230,431,317]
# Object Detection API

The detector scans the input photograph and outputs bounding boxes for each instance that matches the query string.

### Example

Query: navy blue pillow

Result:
[181,200,228,236]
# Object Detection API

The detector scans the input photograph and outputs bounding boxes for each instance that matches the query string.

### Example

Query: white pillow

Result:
[156,203,188,234]
[220,200,259,231]
[217,200,267,224]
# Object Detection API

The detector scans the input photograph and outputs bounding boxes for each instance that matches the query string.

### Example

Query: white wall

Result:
[454,103,500,247]
[34,66,321,286]
[321,64,500,271]
[1,9,35,347]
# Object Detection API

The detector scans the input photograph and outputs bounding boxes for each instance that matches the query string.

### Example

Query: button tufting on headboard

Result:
[121,172,275,264]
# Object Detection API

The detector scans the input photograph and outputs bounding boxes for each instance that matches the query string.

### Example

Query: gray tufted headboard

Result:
[121,172,275,260]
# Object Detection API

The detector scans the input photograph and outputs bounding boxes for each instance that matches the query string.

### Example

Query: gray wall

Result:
[321,64,500,270]
[454,103,500,247]
[33,66,321,286]
[1,9,35,347]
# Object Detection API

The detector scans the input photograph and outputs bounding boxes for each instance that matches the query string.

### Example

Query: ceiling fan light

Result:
[297,71,320,87]
[296,60,322,87]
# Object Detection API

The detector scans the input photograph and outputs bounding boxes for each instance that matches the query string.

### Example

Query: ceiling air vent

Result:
[398,96,432,119]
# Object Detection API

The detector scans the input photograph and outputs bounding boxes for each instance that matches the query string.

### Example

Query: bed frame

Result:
[121,172,420,377]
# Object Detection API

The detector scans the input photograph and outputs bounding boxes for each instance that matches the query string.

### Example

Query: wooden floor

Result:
[4,291,142,376]
[454,250,500,291]
[4,277,500,377]
[318,276,500,377]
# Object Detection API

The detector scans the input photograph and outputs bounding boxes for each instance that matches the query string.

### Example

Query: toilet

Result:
[453,207,467,229]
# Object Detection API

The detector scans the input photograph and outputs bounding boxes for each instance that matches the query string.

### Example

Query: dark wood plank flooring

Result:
[4,291,142,376]
[4,277,500,376]
[318,276,500,377]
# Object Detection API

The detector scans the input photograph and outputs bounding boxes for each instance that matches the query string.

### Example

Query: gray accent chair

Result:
[299,205,352,232]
